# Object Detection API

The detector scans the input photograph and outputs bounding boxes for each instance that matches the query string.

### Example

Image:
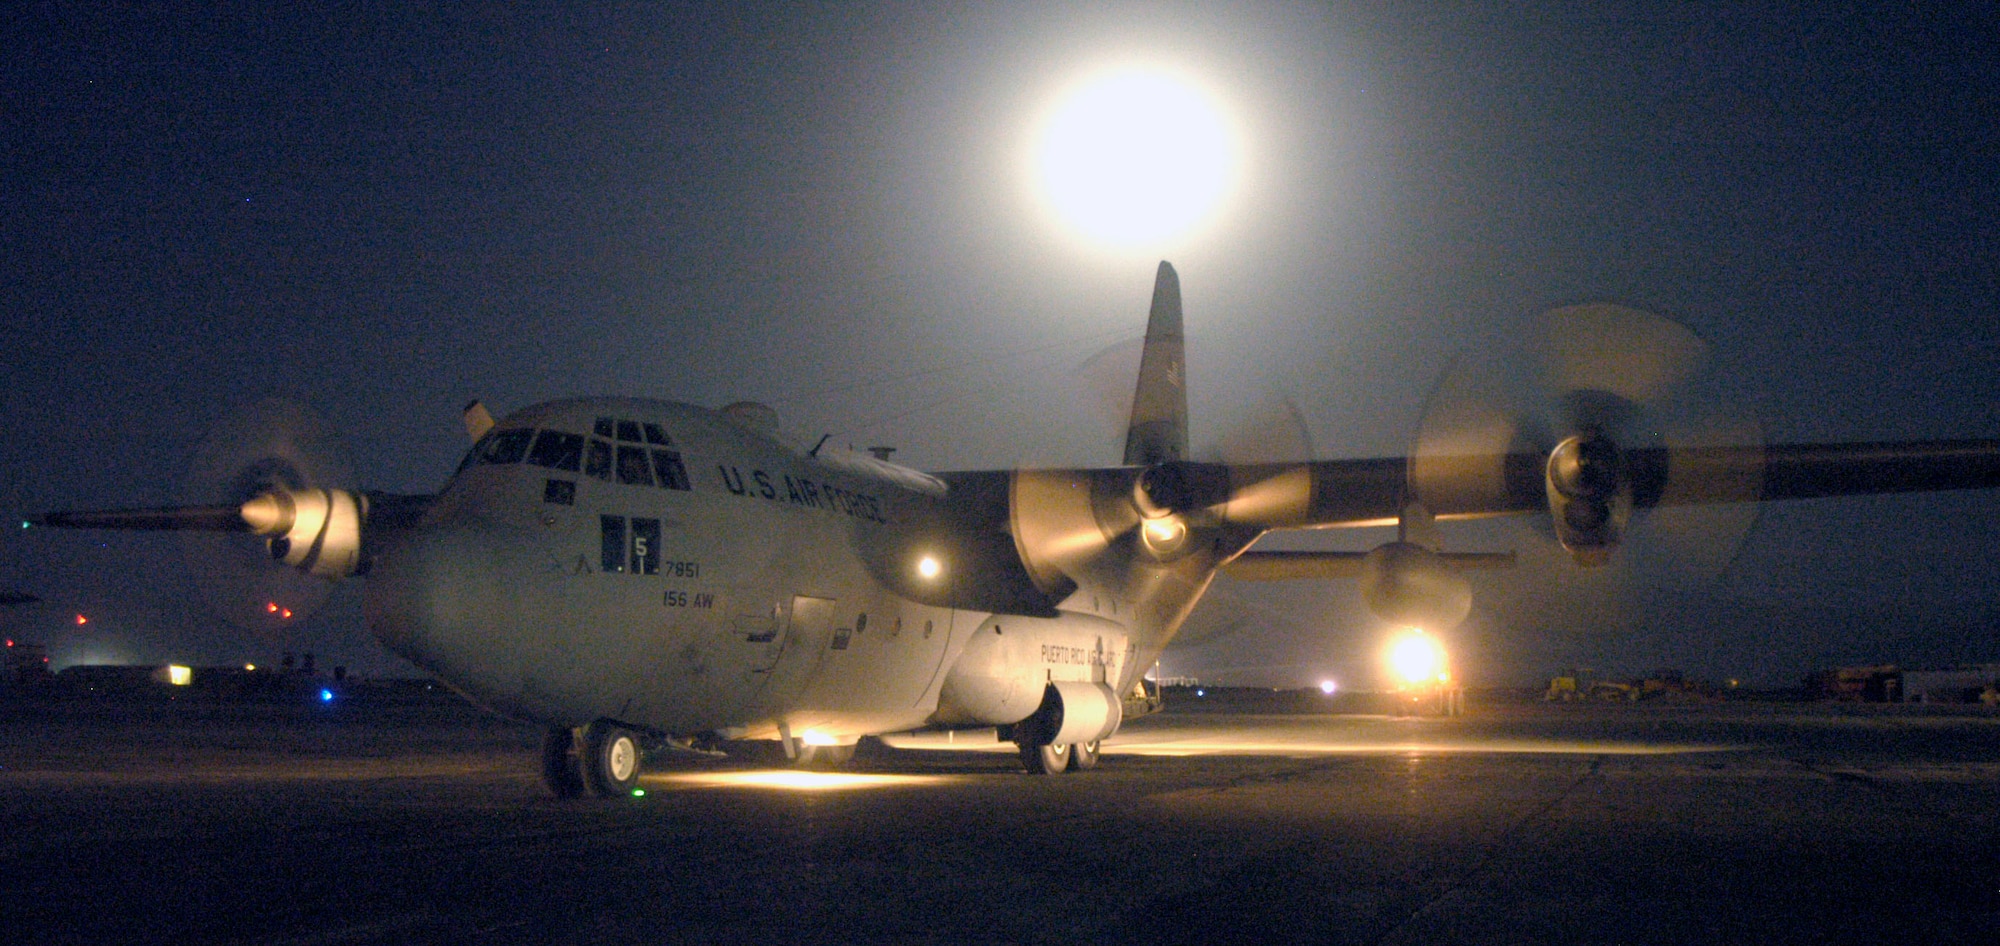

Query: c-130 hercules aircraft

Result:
[36,262,2000,797]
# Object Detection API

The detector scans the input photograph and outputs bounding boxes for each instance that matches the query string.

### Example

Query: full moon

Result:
[1032,66,1238,249]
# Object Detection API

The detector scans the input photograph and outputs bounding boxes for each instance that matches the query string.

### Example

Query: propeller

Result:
[178,397,356,631]
[1411,302,1765,636]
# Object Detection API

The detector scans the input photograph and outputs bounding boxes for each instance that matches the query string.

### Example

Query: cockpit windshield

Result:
[458,420,692,492]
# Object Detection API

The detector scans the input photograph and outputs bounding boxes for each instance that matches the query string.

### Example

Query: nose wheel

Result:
[541,721,644,798]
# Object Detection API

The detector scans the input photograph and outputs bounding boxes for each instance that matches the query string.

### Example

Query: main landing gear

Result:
[1010,682,1117,774]
[1011,713,1104,774]
[542,720,644,799]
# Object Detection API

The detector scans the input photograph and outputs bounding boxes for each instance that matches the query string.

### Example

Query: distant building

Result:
[1808,665,1901,703]
[1901,665,2000,704]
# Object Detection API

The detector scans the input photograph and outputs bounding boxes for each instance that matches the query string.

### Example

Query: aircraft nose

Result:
[363,522,510,670]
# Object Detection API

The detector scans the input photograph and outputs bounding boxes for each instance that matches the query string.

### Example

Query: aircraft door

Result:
[748,594,837,710]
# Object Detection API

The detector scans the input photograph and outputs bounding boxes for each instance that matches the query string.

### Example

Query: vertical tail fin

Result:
[1123,261,1189,466]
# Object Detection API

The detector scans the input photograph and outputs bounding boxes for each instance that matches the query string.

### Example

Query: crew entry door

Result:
[751,595,837,707]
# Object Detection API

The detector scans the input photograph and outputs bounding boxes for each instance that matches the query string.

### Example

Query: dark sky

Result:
[4,4,1997,686]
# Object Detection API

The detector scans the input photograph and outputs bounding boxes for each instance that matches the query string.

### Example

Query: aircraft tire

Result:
[1019,739,1070,774]
[582,721,642,798]
[1067,739,1101,771]
[540,726,585,799]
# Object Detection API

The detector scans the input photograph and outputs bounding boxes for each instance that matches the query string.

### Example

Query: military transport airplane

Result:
[34,262,2000,797]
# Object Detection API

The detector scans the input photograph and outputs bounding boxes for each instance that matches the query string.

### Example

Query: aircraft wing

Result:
[1208,438,2000,533]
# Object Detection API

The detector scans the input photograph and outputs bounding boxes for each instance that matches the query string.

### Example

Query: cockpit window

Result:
[643,423,673,446]
[526,430,584,472]
[584,439,613,481]
[594,417,615,438]
[652,449,690,490]
[616,420,643,443]
[480,429,533,465]
[615,445,654,486]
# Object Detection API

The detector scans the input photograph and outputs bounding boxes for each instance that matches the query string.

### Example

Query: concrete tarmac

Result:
[4,690,1998,945]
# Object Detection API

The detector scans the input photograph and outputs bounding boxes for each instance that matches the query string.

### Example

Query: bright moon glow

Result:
[1387,631,1447,687]
[1034,66,1237,248]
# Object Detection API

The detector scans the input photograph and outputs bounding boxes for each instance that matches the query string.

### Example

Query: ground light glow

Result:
[1033,65,1238,249]
[659,771,956,792]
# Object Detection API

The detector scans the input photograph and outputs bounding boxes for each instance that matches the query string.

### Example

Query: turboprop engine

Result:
[1543,428,1631,566]
[1356,541,1472,631]
[240,488,369,580]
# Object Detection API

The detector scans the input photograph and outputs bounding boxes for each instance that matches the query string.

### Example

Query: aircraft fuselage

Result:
[364,396,1180,747]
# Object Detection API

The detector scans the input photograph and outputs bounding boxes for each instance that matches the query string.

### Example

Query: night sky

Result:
[4,4,1996,687]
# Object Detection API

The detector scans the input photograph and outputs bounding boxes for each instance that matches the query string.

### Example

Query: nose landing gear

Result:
[541,720,644,799]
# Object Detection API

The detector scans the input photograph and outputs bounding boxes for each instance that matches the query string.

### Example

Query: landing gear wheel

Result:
[1068,739,1101,772]
[582,721,642,797]
[540,726,584,799]
[795,743,856,769]
[1019,739,1071,774]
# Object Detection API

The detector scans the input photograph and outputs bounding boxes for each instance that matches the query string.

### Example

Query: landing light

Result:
[1319,679,1338,695]
[916,555,942,580]
[168,665,192,686]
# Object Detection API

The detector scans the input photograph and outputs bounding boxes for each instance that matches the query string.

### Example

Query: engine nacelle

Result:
[1358,541,1472,631]
[1545,432,1631,566]
[240,488,367,579]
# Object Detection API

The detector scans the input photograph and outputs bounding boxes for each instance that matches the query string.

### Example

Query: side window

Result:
[481,429,533,465]
[527,431,583,472]
[543,479,576,506]
[456,437,489,474]
[616,420,643,443]
[630,518,661,575]
[652,450,691,491]
[600,516,626,574]
[585,440,613,481]
[616,446,654,486]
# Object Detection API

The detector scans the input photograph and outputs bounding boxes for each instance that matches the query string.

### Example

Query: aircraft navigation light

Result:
[1319,679,1338,695]
[916,555,943,580]
[1033,64,1238,249]
[74,614,87,626]
[245,664,256,671]
[319,689,334,703]
[1387,629,1447,688]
